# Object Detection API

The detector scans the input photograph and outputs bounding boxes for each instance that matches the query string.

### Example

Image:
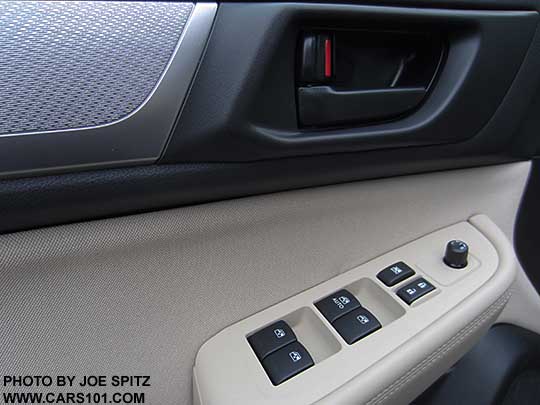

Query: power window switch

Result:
[397,278,436,305]
[332,307,381,345]
[377,261,415,286]
[315,289,361,323]
[261,341,314,385]
[248,320,296,360]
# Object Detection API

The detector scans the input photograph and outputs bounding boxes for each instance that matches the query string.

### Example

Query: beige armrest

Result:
[194,215,516,405]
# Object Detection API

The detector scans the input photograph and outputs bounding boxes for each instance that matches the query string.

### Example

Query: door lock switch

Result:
[248,320,296,360]
[261,341,314,386]
[377,261,416,286]
[315,289,361,323]
[299,32,333,84]
[333,307,381,345]
[397,278,436,305]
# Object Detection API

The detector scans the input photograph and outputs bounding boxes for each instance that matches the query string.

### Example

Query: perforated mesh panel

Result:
[0,1,193,135]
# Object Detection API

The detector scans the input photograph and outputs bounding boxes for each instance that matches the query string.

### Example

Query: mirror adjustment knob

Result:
[444,240,469,269]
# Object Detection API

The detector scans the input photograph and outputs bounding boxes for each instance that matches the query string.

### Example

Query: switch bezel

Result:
[194,216,510,405]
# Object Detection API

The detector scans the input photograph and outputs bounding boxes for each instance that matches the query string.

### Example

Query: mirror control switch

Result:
[315,289,361,323]
[332,307,381,345]
[397,278,436,305]
[248,320,296,360]
[377,261,416,286]
[261,341,314,386]
[444,240,469,268]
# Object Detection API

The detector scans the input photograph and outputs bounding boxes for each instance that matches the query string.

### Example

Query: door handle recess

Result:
[297,30,444,127]
[298,86,427,127]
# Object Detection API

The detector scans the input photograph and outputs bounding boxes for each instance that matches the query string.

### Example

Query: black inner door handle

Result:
[296,30,444,128]
[298,86,427,127]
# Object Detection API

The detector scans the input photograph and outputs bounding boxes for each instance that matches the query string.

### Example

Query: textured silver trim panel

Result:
[0,1,193,135]
[0,2,217,178]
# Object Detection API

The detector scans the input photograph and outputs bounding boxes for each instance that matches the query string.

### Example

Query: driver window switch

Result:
[315,289,361,323]
[248,320,297,360]
[332,307,382,345]
[261,341,314,386]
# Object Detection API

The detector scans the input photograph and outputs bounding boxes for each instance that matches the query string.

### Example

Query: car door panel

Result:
[1,0,540,404]
[0,162,531,404]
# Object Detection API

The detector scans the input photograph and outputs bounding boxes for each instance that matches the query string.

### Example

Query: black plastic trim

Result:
[0,152,518,235]
[515,158,540,295]
[163,4,538,162]
[413,324,540,405]
[217,0,538,12]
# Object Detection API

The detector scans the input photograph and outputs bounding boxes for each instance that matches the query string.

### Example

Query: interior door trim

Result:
[0,1,217,179]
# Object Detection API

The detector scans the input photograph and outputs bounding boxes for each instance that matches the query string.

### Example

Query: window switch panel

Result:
[397,278,436,305]
[332,307,381,345]
[261,341,314,386]
[248,320,296,360]
[315,289,361,323]
[377,261,415,286]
